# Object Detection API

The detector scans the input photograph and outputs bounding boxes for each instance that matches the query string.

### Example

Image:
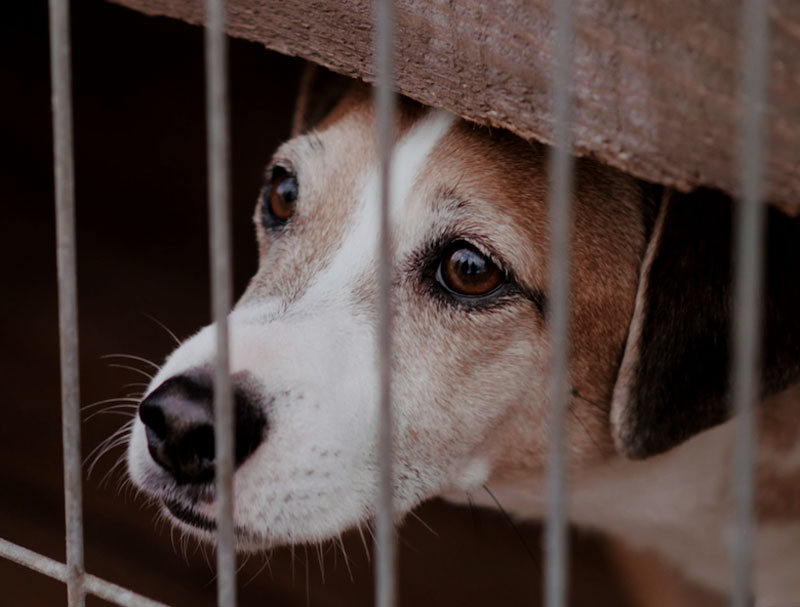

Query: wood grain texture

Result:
[109,0,800,214]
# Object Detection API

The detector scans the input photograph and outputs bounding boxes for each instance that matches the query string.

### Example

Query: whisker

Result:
[85,420,134,474]
[123,382,150,392]
[264,549,274,579]
[407,508,439,537]
[102,353,161,371]
[356,525,371,563]
[180,532,189,566]
[88,436,130,476]
[88,446,126,482]
[466,492,481,536]
[396,530,422,556]
[169,525,178,557]
[107,363,154,381]
[85,427,130,468]
[482,484,539,566]
[363,520,376,545]
[243,553,270,587]
[81,396,139,412]
[83,405,137,423]
[337,533,354,582]
[315,541,325,585]
[568,408,605,454]
[142,312,181,346]
[290,543,296,585]
[98,452,130,489]
[304,544,310,607]
[115,461,135,496]
[236,552,251,575]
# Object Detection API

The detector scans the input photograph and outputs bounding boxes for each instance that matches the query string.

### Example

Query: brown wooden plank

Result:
[108,0,800,214]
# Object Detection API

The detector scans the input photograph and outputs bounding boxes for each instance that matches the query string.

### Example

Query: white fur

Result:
[301,109,455,304]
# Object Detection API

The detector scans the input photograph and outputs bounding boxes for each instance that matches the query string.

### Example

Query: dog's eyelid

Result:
[266,161,296,181]
[444,235,508,276]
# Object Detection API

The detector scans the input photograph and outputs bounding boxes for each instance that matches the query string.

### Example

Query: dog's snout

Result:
[139,374,267,484]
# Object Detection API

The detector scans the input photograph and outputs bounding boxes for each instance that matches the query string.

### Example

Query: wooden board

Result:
[109,0,800,214]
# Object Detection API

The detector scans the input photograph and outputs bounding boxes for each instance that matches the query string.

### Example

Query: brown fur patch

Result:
[414,121,651,472]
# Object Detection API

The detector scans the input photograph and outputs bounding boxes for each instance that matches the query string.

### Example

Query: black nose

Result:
[139,374,267,484]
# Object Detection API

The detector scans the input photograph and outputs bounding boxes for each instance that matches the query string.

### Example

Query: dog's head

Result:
[126,69,800,547]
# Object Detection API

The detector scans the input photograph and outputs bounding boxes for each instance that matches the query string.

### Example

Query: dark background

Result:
[0,2,717,605]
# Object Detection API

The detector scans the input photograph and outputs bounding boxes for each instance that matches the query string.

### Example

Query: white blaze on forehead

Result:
[301,109,456,303]
[387,109,456,224]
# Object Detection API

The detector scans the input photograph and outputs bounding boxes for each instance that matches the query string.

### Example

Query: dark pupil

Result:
[452,248,487,279]
[276,176,297,203]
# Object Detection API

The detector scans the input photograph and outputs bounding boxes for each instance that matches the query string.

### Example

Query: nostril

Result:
[183,424,215,463]
[139,399,167,440]
[173,422,216,484]
[138,374,215,483]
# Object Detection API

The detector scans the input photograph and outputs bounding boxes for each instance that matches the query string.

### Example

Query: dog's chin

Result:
[132,473,258,548]
[162,497,216,533]
[158,495,268,551]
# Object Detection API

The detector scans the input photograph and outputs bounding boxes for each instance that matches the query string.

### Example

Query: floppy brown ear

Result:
[291,63,354,137]
[610,188,800,458]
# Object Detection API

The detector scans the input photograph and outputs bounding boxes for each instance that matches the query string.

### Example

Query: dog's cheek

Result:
[229,410,378,544]
[218,312,382,543]
[389,305,544,499]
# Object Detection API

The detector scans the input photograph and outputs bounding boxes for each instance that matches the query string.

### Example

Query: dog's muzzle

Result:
[138,372,267,485]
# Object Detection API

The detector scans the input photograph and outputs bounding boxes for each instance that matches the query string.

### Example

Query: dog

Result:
[126,67,800,605]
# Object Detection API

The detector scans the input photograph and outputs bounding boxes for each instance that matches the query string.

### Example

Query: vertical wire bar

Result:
[732,0,768,605]
[374,0,397,606]
[48,1,86,605]
[205,0,236,604]
[545,0,574,606]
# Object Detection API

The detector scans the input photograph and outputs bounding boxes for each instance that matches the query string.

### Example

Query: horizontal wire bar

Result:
[545,0,575,606]
[204,0,237,605]
[0,539,171,607]
[374,0,397,606]
[731,0,768,605]
[48,0,86,605]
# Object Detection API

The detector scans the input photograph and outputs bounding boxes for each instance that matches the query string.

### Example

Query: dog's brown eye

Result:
[437,242,504,297]
[262,168,298,226]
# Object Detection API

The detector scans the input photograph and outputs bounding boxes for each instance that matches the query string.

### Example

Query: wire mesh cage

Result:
[0,0,790,605]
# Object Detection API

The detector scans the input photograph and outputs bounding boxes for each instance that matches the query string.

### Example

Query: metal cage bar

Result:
[204,0,237,605]
[731,0,769,605]
[0,539,170,607]
[545,0,575,606]
[374,0,398,606]
[48,0,86,605]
